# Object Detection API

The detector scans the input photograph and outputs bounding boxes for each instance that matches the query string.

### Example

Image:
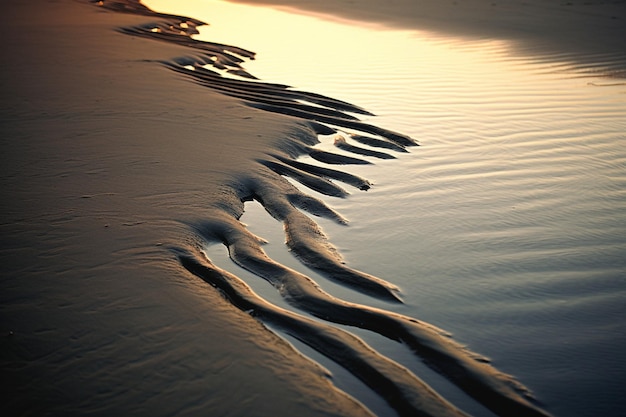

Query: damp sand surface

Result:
[0,1,373,416]
[2,1,626,417]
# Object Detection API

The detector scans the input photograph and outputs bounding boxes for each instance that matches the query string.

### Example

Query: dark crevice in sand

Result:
[177,248,470,417]
[165,63,374,115]
[94,1,554,416]
[186,213,552,417]
[259,159,350,198]
[269,154,372,191]
[306,148,372,165]
[333,136,396,160]
[248,101,417,147]
[350,134,409,153]
[235,177,403,302]
[159,61,415,147]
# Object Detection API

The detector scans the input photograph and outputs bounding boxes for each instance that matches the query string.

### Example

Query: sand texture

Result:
[3,0,608,415]
[0,1,371,416]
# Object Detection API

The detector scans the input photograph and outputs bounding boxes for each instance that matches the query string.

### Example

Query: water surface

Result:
[144,1,626,416]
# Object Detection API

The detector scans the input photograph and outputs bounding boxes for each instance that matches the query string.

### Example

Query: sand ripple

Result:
[95,1,555,416]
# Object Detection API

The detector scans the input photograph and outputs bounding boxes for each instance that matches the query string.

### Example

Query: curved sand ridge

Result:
[95,1,552,416]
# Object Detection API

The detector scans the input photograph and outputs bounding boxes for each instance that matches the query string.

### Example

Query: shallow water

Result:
[144,1,626,416]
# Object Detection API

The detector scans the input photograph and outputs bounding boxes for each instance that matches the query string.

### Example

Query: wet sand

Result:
[2,0,622,416]
[0,1,374,416]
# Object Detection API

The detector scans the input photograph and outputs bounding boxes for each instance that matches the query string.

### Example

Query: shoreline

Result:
[3,0,622,416]
[0,1,375,416]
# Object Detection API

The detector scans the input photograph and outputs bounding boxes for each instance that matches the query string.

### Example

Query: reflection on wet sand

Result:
[94,1,554,416]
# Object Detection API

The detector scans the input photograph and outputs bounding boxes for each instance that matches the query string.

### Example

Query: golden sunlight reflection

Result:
[143,0,516,115]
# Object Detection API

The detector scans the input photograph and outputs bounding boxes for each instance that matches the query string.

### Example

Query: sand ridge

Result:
[99,1,553,416]
[1,0,561,416]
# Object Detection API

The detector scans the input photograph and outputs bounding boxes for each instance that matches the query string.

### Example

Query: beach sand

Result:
[0,1,375,416]
[1,0,623,416]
